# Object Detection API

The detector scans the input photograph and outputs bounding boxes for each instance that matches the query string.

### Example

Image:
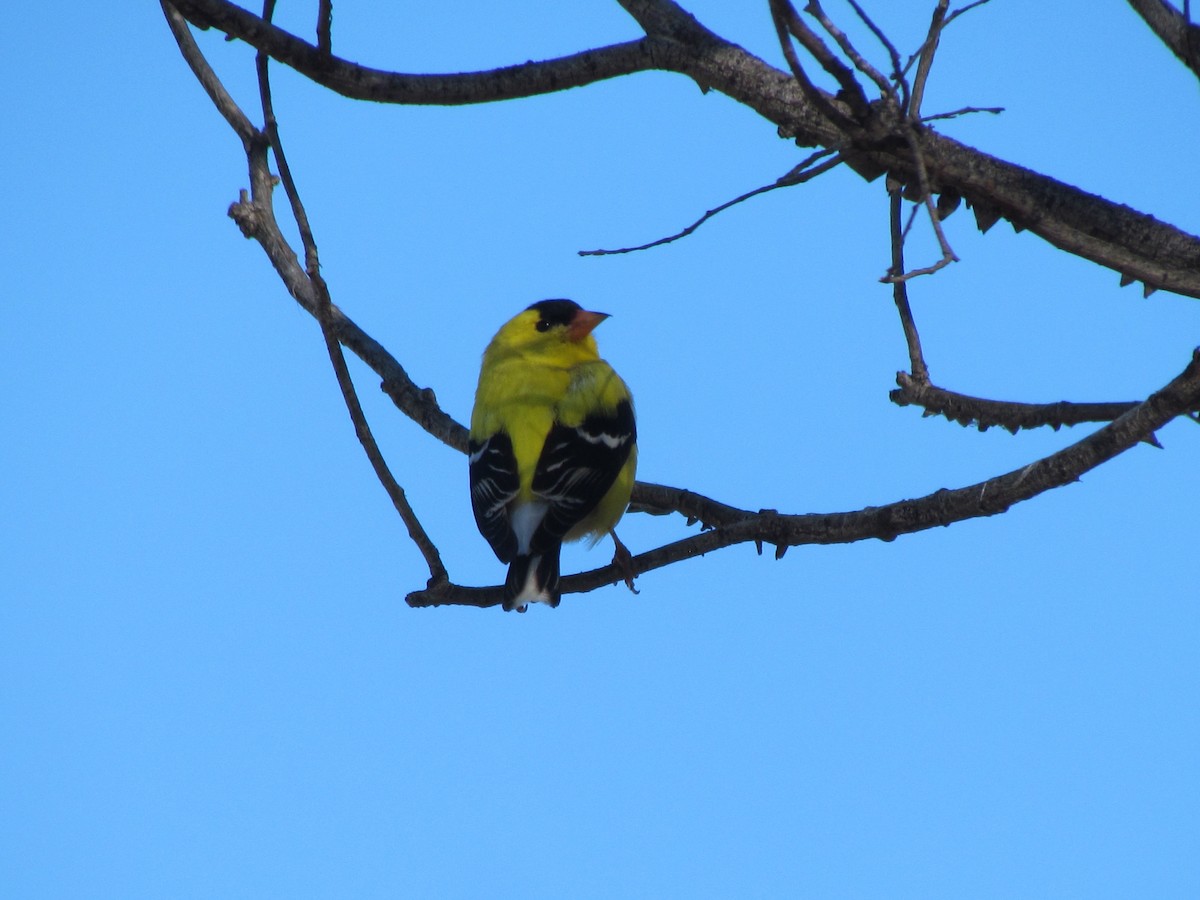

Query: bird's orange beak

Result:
[567,309,609,342]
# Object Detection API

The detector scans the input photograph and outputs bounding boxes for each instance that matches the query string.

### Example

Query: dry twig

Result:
[885,189,930,382]
[805,0,894,97]
[260,0,447,585]
[579,150,841,256]
[768,0,864,129]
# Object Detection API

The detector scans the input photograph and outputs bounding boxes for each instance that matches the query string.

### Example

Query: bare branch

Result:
[883,140,959,283]
[885,254,953,282]
[921,105,1004,122]
[316,0,332,56]
[161,1,261,148]
[889,188,958,280]
[164,0,1200,612]
[889,372,1161,432]
[253,0,447,585]
[805,0,895,98]
[168,0,1200,296]
[628,482,747,527]
[901,0,993,80]
[220,191,469,453]
[169,0,659,104]
[579,150,841,256]
[778,0,870,111]
[1128,0,1200,81]
[846,0,905,102]
[408,350,1200,608]
[886,189,930,382]
[944,0,994,28]
[838,2,959,284]
[909,0,950,120]
[768,0,862,131]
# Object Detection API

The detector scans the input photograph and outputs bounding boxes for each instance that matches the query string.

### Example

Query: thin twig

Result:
[165,4,460,449]
[161,1,262,148]
[257,0,447,584]
[886,188,930,382]
[162,0,277,225]
[881,141,959,283]
[944,0,994,28]
[909,0,949,120]
[846,0,906,106]
[172,0,459,578]
[890,138,959,281]
[899,196,921,241]
[883,246,955,282]
[778,0,868,108]
[805,0,895,98]
[921,105,1004,122]
[579,150,841,256]
[900,0,992,80]
[316,0,332,55]
[768,0,863,129]
[884,0,962,286]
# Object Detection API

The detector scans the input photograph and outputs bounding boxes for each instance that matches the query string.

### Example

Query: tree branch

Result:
[256,0,447,585]
[161,0,262,148]
[167,0,799,606]
[909,0,949,119]
[1128,0,1200,81]
[579,150,841,256]
[408,349,1200,608]
[316,0,332,56]
[768,0,863,131]
[846,0,905,105]
[886,189,930,381]
[889,372,1160,433]
[169,0,660,103]
[164,1,1200,612]
[805,0,894,99]
[168,0,1200,298]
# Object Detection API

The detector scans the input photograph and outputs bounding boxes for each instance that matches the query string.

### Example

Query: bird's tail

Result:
[504,547,561,612]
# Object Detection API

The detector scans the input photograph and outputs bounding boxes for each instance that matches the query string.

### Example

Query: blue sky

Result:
[4,2,1199,896]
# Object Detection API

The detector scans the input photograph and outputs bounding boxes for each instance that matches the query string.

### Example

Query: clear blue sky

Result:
[4,2,1199,897]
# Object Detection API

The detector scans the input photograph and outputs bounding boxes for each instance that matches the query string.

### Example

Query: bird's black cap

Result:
[526,298,582,327]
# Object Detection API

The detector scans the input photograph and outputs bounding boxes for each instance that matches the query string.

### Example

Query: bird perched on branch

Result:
[469,299,637,612]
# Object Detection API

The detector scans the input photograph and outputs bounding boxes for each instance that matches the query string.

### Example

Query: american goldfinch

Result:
[469,299,637,612]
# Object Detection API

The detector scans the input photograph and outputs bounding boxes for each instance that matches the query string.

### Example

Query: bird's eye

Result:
[535,319,552,332]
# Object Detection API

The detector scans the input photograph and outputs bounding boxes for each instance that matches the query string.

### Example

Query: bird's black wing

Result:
[468,431,520,563]
[529,399,636,552]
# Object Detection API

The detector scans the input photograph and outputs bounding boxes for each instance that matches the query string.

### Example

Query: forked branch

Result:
[167,0,1200,297]
[408,349,1200,608]
[163,1,1200,611]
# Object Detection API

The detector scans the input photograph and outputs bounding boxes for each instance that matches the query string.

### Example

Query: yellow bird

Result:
[469,299,637,611]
